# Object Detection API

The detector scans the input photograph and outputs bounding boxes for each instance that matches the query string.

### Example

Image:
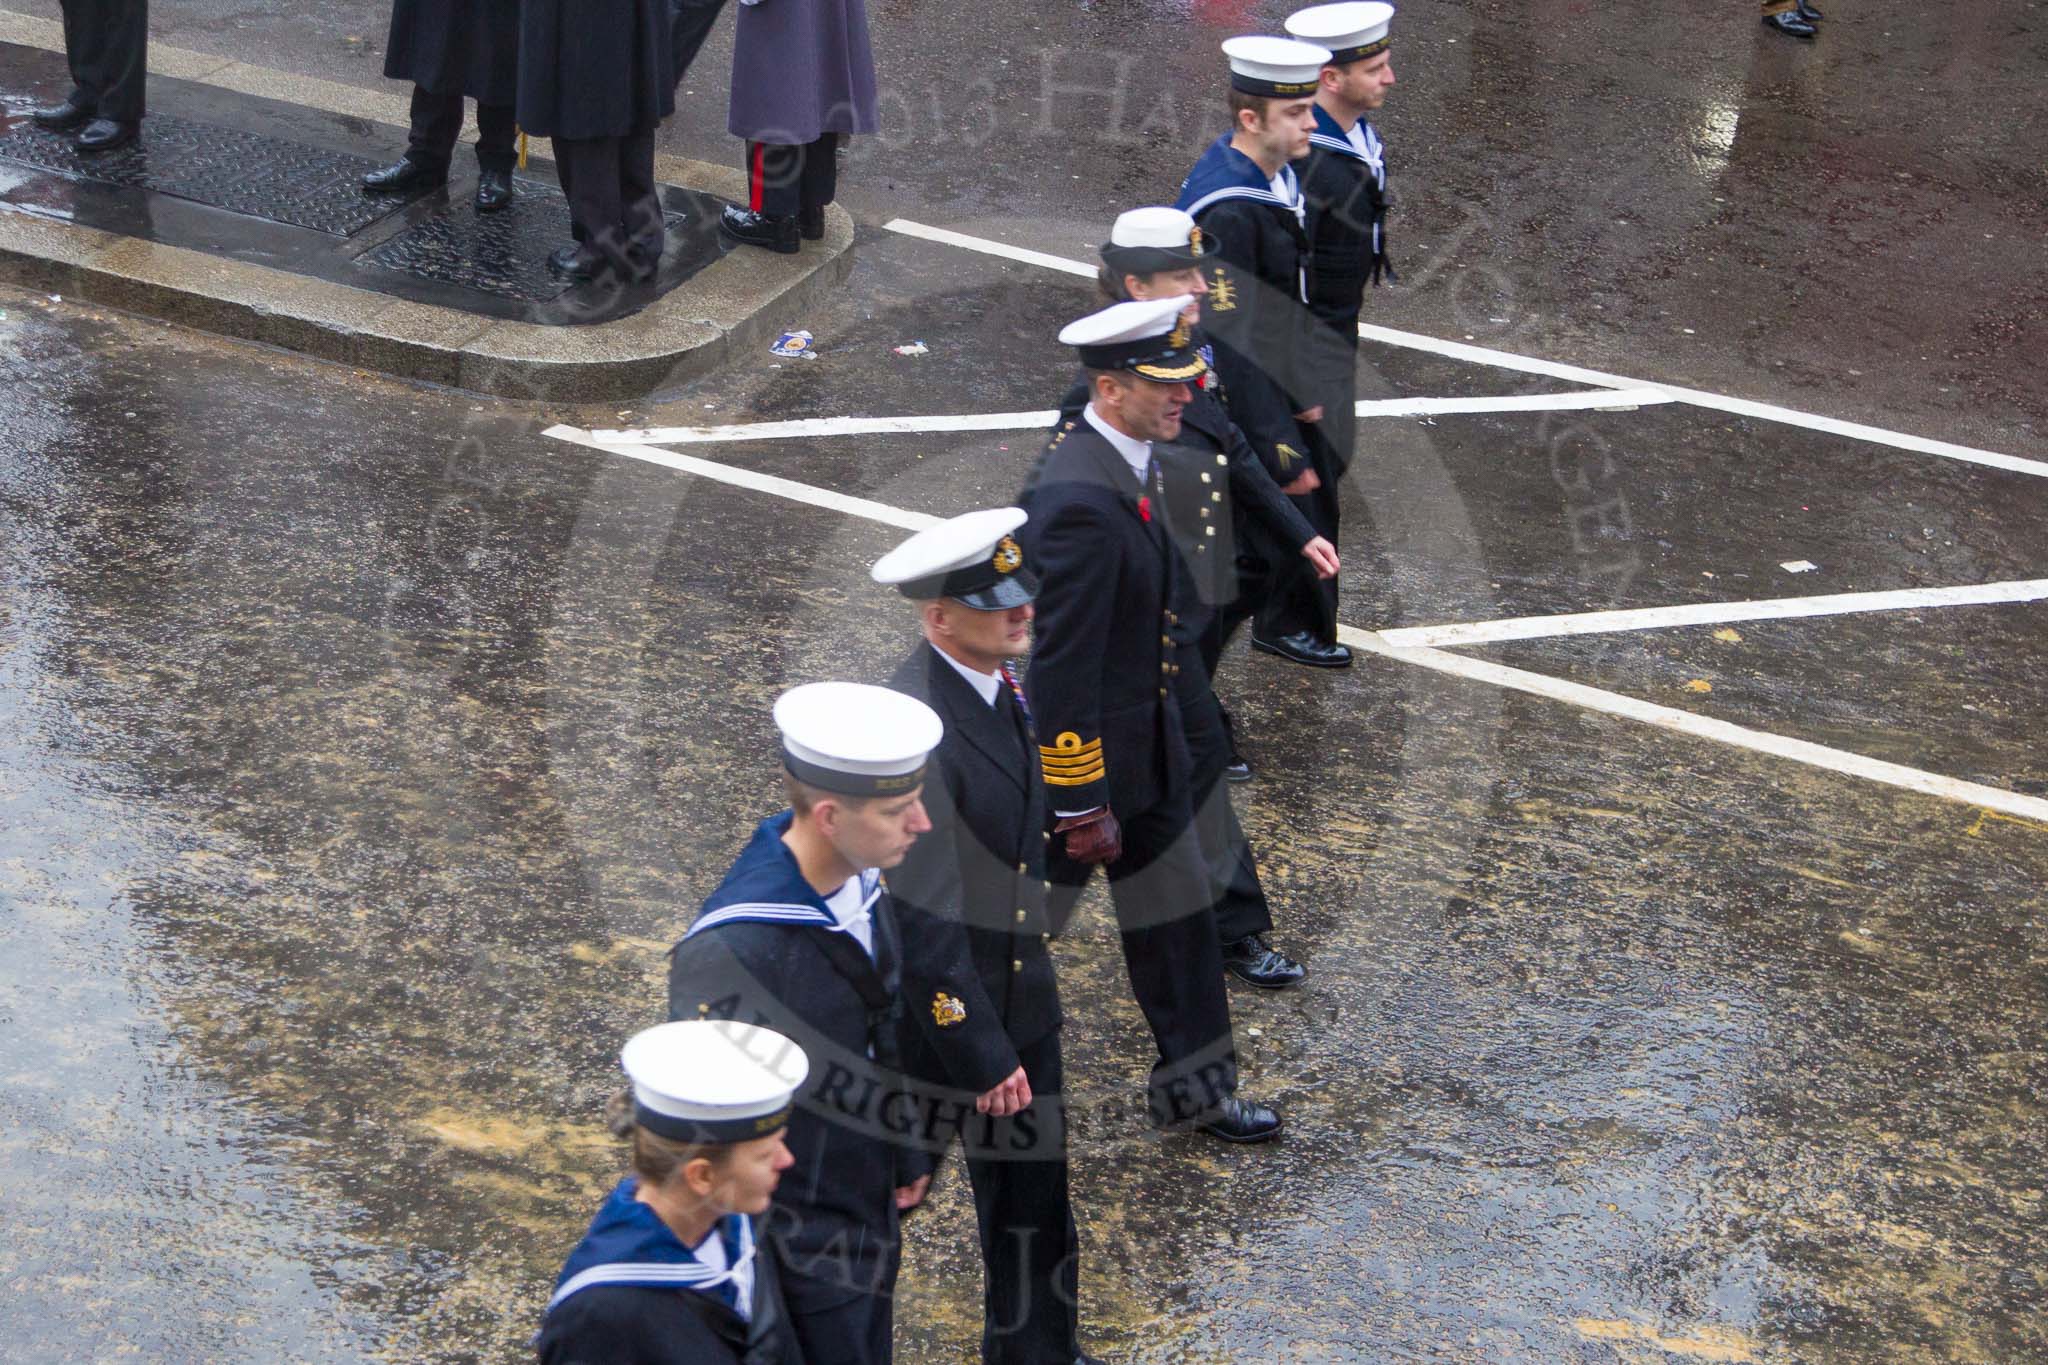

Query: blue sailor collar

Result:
[1175,135,1304,221]
[687,811,883,939]
[546,1179,756,1313]
[1308,103,1384,180]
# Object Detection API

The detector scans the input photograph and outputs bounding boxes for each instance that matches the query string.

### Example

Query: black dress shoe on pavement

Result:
[797,205,827,240]
[1251,630,1353,668]
[1222,934,1307,989]
[1795,0,1824,17]
[719,204,800,254]
[1224,754,1254,784]
[31,96,92,131]
[547,243,606,283]
[1197,1096,1283,1144]
[1763,12,1817,37]
[361,156,446,193]
[474,168,513,213]
[74,118,137,154]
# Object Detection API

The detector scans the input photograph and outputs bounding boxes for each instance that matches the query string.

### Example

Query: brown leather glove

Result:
[1054,808,1123,865]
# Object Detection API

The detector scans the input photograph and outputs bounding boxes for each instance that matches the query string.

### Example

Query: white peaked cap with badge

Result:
[1285,2,1395,60]
[621,1019,810,1144]
[1111,206,1200,251]
[870,506,1040,610]
[1221,35,1333,94]
[1057,294,1195,350]
[774,680,943,796]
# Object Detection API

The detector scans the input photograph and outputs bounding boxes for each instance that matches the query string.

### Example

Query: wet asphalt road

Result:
[4,1,2047,1362]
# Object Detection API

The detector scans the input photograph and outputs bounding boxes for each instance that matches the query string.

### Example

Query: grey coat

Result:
[728,0,877,144]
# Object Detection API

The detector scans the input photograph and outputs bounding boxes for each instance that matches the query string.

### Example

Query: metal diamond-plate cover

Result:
[359,179,686,303]
[0,115,417,236]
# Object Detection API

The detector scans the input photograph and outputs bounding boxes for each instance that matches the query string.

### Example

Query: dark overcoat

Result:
[884,643,1060,1098]
[517,0,673,139]
[384,0,519,104]
[1017,423,1191,820]
[728,0,877,143]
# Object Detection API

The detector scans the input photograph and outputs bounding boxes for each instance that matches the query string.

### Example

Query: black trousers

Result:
[60,0,147,124]
[554,129,663,262]
[747,134,840,217]
[915,1029,1080,1365]
[407,85,516,174]
[668,0,728,87]
[1256,318,1357,643]
[1173,643,1274,944]
[1048,796,1239,1126]
[783,1262,895,1365]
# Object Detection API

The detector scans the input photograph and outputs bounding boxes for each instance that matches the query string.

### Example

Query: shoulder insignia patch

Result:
[932,992,967,1028]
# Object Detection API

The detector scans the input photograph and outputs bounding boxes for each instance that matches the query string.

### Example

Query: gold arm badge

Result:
[932,992,967,1028]
[992,535,1022,574]
[1208,269,1237,311]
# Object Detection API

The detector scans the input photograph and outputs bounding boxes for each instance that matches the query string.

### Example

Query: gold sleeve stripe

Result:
[1040,752,1105,769]
[1042,761,1107,787]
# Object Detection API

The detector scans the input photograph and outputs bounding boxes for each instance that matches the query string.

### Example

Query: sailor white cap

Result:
[775,681,942,797]
[1285,2,1395,64]
[1221,35,1333,97]
[1101,207,1212,275]
[622,1019,810,1145]
[871,507,1040,610]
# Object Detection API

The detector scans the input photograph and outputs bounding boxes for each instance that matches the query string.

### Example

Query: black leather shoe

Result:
[547,244,606,283]
[1222,934,1306,989]
[1763,12,1817,37]
[73,118,137,154]
[1197,1096,1283,1144]
[1251,630,1352,668]
[719,204,799,254]
[361,157,446,193]
[797,205,826,240]
[1224,754,1253,784]
[1794,0,1823,17]
[31,96,93,131]
[474,168,513,212]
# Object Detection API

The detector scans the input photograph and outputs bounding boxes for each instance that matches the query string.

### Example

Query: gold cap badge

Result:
[992,535,1022,574]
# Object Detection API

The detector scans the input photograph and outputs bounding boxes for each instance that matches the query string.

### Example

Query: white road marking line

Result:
[1380,579,2048,649]
[882,217,2048,481]
[881,218,1099,278]
[545,423,2047,823]
[1341,628,2048,824]
[597,390,1672,448]
[589,412,1061,444]
[542,425,941,532]
[1358,390,1672,417]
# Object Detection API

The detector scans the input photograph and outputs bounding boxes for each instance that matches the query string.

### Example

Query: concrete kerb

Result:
[0,10,853,400]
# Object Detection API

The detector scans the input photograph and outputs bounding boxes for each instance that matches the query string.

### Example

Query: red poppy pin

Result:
[1137,496,1152,523]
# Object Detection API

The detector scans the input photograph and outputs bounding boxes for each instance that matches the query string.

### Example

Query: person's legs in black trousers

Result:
[962,1030,1080,1365]
[404,85,464,177]
[53,0,146,146]
[617,126,663,273]
[474,100,517,174]
[1172,645,1275,947]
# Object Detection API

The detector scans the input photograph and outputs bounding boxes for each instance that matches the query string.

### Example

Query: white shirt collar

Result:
[1082,403,1152,484]
[930,641,1002,706]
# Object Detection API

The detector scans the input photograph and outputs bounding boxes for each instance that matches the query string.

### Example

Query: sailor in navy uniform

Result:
[1285,3,1400,629]
[667,683,943,1365]
[1055,212,1320,991]
[1175,35,1355,672]
[1019,297,1284,1146]
[872,510,1104,1365]
[536,1020,810,1365]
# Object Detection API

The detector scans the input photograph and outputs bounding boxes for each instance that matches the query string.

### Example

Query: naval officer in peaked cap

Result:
[536,1019,810,1364]
[667,682,942,1365]
[874,509,1104,1365]
[1019,296,1284,1146]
